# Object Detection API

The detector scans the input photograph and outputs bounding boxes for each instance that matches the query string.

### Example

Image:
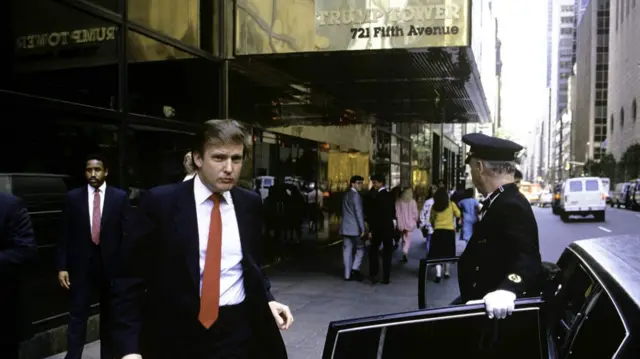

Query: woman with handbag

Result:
[428,187,461,283]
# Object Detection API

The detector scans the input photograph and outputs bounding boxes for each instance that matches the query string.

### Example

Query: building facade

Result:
[573,0,610,173]
[3,1,493,353]
[550,0,577,181]
[608,0,640,161]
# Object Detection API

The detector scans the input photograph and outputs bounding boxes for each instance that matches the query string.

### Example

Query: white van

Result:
[560,177,606,222]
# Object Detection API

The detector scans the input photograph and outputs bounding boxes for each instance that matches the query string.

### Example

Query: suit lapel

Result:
[81,187,91,235]
[230,187,252,255]
[172,180,201,290]
[101,186,114,228]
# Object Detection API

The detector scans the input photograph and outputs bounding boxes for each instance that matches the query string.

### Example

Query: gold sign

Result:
[235,0,470,55]
[16,26,118,50]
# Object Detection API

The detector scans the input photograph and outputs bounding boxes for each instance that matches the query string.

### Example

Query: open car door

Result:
[321,298,549,359]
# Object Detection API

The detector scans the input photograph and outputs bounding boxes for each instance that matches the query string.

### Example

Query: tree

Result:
[621,143,640,179]
[599,153,617,180]
[583,159,599,177]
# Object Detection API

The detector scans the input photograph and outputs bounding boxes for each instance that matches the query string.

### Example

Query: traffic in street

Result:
[46,203,640,359]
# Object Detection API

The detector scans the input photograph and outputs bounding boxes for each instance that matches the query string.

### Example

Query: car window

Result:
[568,181,583,192]
[567,290,626,358]
[12,175,68,212]
[562,264,594,326]
[585,180,599,191]
[552,255,596,350]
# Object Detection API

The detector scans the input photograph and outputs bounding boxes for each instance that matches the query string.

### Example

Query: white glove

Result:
[482,290,516,319]
[122,355,142,359]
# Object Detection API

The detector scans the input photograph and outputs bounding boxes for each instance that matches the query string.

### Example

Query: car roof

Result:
[572,235,640,309]
[566,177,600,181]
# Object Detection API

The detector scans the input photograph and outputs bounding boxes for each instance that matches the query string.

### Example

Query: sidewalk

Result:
[45,230,466,359]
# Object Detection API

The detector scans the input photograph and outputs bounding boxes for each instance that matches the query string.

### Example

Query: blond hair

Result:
[183,152,196,175]
[400,187,414,202]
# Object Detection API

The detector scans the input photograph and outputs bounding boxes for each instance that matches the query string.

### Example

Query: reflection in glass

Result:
[8,0,120,107]
[127,31,217,122]
[128,0,199,47]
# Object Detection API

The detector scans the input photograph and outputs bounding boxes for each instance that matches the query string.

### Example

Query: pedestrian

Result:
[112,119,293,359]
[339,176,367,281]
[57,154,131,359]
[367,174,396,284]
[395,187,419,262]
[456,132,542,321]
[457,188,480,242]
[427,187,461,282]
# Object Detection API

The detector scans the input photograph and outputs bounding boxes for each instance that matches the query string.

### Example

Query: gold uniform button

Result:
[475,266,480,271]
[508,273,522,283]
[472,283,477,288]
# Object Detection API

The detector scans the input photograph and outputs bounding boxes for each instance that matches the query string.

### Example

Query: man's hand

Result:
[482,290,516,319]
[122,355,142,359]
[58,271,71,289]
[268,301,294,330]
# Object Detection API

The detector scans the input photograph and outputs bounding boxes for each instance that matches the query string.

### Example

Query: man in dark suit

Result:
[57,154,130,359]
[0,193,37,359]
[367,174,396,285]
[457,133,542,320]
[113,119,293,359]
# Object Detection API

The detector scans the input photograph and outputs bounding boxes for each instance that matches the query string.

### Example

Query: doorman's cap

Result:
[462,133,523,164]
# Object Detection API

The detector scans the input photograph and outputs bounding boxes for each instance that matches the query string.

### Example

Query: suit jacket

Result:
[0,193,37,344]
[458,183,542,302]
[368,188,396,236]
[57,185,130,278]
[111,180,287,359]
[340,189,365,237]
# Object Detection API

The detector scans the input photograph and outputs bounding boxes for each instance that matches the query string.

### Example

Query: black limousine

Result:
[322,235,639,359]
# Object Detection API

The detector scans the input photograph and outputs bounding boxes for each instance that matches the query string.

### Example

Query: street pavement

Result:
[44,205,640,359]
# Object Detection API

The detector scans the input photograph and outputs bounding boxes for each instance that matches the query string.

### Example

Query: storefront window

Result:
[391,164,401,188]
[400,139,411,165]
[374,129,391,161]
[0,102,121,329]
[8,0,120,108]
[127,30,218,123]
[124,124,194,205]
[391,134,400,163]
[401,165,412,188]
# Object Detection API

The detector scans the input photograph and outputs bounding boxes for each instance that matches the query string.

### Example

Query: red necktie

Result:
[198,193,223,329]
[91,189,101,245]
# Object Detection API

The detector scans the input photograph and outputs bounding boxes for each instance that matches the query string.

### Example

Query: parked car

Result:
[611,182,632,208]
[323,234,639,359]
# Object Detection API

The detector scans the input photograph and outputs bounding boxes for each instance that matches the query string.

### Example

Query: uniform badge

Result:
[508,274,522,283]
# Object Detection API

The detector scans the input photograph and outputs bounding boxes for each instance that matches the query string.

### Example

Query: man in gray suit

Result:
[340,176,367,281]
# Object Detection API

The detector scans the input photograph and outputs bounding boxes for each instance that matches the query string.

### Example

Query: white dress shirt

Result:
[88,182,106,231]
[193,174,246,306]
